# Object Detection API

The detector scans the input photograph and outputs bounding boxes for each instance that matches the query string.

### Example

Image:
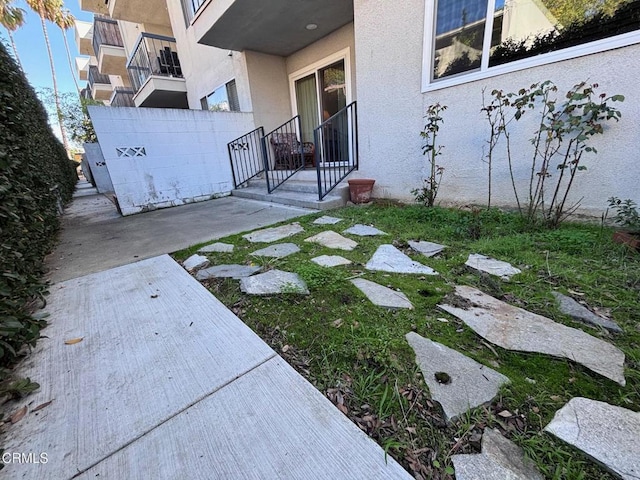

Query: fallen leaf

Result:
[497,410,512,418]
[550,395,562,401]
[437,317,449,323]
[10,406,27,424]
[32,400,53,413]
[281,345,290,353]
[532,406,540,413]
[568,289,585,296]
[332,318,343,328]
[64,338,83,345]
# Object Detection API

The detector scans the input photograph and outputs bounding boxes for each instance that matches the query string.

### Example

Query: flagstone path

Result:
[187,219,634,479]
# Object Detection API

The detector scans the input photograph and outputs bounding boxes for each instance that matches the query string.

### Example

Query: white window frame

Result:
[201,77,240,112]
[421,0,640,93]
[288,47,353,123]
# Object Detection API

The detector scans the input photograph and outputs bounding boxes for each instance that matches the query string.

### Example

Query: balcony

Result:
[110,87,135,107]
[74,20,94,56]
[193,0,354,56]
[81,84,92,100]
[92,17,127,77]
[88,65,112,102]
[79,0,108,15]
[108,0,171,27]
[76,56,91,81]
[127,33,188,109]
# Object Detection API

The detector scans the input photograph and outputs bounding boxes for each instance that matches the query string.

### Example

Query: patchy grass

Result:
[174,204,640,480]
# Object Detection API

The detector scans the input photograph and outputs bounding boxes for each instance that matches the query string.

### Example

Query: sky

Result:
[6,0,94,95]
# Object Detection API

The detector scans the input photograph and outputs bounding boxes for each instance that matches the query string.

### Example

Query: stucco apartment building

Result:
[75,0,640,216]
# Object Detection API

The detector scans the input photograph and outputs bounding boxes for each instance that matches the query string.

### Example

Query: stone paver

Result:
[465,253,521,280]
[439,286,626,385]
[452,428,544,480]
[240,269,309,295]
[198,242,235,253]
[243,223,304,243]
[408,240,446,257]
[312,255,352,267]
[313,216,343,225]
[552,292,622,333]
[251,243,300,259]
[343,224,387,236]
[406,333,509,420]
[544,397,640,480]
[366,245,438,275]
[305,231,358,251]
[183,254,209,271]
[196,264,261,280]
[352,279,413,309]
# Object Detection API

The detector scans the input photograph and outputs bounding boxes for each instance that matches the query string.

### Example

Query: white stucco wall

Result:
[354,0,640,217]
[83,142,114,193]
[88,106,255,215]
[165,0,251,111]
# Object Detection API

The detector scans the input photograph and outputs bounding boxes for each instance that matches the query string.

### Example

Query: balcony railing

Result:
[127,33,183,93]
[110,87,135,107]
[81,84,92,100]
[88,65,111,86]
[92,16,123,56]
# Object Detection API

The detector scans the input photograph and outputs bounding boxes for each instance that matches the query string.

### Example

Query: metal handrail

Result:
[126,33,182,93]
[227,126,265,188]
[261,116,306,193]
[314,101,358,200]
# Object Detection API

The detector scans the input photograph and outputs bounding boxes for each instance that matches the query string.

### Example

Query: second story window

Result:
[201,80,240,112]
[181,0,208,25]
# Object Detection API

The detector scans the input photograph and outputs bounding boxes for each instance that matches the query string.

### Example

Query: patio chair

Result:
[270,133,315,170]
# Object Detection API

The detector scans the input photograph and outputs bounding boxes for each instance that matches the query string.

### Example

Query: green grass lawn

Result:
[174,204,640,480]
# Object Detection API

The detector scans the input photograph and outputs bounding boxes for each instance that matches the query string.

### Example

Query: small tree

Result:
[413,103,447,207]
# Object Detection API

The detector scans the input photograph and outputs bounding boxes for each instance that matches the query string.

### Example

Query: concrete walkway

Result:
[2,188,411,479]
[46,186,315,283]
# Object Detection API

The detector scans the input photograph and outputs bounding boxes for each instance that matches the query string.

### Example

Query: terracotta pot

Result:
[348,179,375,204]
[612,230,640,251]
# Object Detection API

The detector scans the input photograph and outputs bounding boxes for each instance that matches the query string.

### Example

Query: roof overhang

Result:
[194,0,354,57]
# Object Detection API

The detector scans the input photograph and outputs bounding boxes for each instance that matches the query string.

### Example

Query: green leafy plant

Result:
[483,80,624,227]
[413,103,447,207]
[608,197,640,233]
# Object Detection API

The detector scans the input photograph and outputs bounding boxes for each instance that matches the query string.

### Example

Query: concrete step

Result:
[232,185,346,211]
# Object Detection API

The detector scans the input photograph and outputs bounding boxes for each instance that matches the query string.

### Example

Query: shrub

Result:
[0,42,77,365]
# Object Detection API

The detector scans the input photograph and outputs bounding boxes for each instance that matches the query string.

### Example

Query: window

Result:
[201,80,240,112]
[425,0,640,88]
[180,0,207,25]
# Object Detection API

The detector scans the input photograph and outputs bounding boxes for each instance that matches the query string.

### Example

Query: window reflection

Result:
[433,0,487,80]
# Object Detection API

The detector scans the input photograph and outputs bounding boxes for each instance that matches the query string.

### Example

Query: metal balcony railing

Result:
[88,65,111,86]
[80,84,92,100]
[92,17,123,57]
[126,33,183,93]
[110,87,135,107]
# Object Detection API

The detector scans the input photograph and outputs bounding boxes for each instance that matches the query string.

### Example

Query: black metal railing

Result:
[88,65,111,87]
[127,33,182,93]
[80,83,92,100]
[262,116,307,193]
[110,87,135,107]
[227,127,265,189]
[92,17,123,57]
[313,101,358,200]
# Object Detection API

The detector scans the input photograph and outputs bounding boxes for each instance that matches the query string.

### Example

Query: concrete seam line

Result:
[70,352,279,479]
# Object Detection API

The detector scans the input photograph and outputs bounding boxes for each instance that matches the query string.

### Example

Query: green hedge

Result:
[0,42,77,365]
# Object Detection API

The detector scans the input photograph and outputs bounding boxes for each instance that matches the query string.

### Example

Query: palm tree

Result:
[25,0,70,154]
[0,0,25,71]
[55,8,80,94]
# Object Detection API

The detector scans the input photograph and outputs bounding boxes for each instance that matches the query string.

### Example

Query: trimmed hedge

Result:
[0,42,77,365]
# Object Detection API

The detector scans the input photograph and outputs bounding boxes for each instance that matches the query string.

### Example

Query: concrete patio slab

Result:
[3,255,275,479]
[79,357,412,480]
[46,195,314,284]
